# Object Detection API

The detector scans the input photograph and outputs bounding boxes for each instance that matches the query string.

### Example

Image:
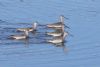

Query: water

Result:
[0,0,100,67]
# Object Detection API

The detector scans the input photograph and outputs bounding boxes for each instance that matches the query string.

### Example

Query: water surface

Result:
[0,0,100,67]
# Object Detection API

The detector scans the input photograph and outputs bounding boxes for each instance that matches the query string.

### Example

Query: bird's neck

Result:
[59,16,64,24]
[32,23,37,30]
[25,31,29,37]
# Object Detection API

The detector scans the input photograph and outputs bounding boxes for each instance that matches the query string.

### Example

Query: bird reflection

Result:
[22,39,30,47]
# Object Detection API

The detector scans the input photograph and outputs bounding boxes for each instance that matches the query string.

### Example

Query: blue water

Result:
[0,0,100,67]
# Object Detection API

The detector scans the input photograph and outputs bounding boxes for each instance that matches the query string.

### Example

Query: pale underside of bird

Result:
[10,35,28,39]
[46,32,68,37]
[47,22,64,28]
[9,31,29,40]
[17,28,33,32]
[47,38,64,44]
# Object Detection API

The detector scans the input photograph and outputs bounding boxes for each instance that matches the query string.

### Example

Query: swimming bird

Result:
[47,15,64,28]
[47,31,68,44]
[9,30,29,40]
[17,22,37,32]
